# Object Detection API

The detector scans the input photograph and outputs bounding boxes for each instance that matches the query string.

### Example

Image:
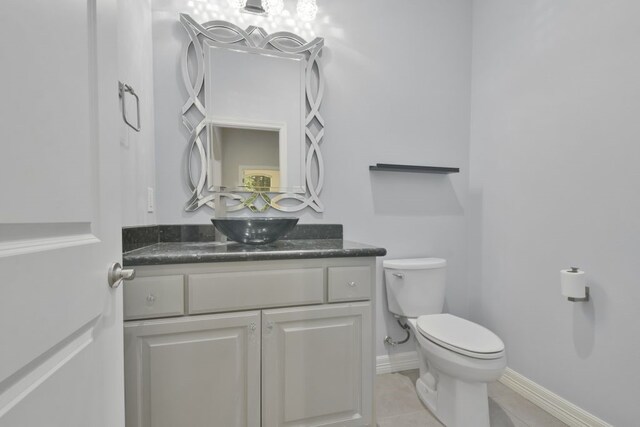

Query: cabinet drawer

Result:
[188,268,324,314]
[327,266,371,302]
[124,275,184,320]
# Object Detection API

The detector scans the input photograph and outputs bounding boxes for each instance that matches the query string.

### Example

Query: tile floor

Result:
[375,370,568,427]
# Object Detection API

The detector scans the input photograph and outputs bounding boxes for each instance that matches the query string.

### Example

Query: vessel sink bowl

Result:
[211,217,299,245]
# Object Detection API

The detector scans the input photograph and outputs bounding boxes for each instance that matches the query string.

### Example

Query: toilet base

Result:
[403,317,505,427]
[416,371,490,427]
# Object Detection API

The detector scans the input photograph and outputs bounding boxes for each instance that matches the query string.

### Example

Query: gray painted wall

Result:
[469,1,640,425]
[150,0,473,357]
[118,0,157,226]
[117,1,639,423]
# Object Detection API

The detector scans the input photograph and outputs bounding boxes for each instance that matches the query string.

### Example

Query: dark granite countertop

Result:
[123,239,387,266]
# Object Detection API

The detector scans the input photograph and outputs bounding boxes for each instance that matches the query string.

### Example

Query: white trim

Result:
[0,234,99,258]
[375,351,419,375]
[375,355,611,427]
[499,368,612,427]
[0,325,94,417]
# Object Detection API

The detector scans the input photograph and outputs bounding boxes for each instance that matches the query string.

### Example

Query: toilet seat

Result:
[416,314,505,360]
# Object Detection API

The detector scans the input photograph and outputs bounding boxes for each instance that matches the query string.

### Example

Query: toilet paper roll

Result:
[561,268,587,298]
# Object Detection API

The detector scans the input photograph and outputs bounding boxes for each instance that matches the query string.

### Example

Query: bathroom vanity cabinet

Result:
[123,257,376,427]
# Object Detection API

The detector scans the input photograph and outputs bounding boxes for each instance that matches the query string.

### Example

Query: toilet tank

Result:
[383,258,447,318]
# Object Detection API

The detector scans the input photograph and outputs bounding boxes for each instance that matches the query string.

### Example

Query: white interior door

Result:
[0,0,123,426]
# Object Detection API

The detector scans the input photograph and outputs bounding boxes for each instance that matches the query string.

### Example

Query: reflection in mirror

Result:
[180,14,325,213]
[208,125,282,192]
[204,40,305,194]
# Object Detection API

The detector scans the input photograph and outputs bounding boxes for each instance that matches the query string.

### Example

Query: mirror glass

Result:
[204,41,305,193]
[180,14,325,213]
[208,125,280,191]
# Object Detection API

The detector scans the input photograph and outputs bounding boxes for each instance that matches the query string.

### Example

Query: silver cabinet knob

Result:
[108,262,136,288]
[348,281,357,287]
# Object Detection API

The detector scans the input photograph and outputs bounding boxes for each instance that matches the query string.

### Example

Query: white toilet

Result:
[383,258,506,427]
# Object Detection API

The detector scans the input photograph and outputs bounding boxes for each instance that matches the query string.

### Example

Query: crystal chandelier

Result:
[228,0,248,8]
[229,0,319,21]
[263,0,284,15]
[296,0,318,21]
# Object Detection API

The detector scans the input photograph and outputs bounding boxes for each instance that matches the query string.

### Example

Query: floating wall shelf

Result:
[369,163,460,174]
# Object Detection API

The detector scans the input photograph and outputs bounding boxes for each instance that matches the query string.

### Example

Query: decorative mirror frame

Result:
[180,13,325,213]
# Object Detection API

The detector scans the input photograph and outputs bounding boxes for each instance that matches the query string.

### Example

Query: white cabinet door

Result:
[0,0,123,425]
[262,303,373,427]
[124,312,261,427]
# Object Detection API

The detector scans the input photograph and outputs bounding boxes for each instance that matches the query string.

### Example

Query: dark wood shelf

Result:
[369,163,460,174]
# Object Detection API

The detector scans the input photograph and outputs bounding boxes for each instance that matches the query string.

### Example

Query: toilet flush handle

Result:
[392,272,404,279]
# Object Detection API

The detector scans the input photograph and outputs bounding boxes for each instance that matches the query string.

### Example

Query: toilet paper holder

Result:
[564,267,590,302]
[568,286,590,302]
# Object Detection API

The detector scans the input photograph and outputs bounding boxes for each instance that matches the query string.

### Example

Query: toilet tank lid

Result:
[383,258,446,270]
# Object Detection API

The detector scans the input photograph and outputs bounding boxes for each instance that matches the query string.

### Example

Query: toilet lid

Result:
[417,314,505,360]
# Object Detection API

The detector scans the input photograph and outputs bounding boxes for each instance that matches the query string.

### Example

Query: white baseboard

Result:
[376,355,610,427]
[376,351,419,375]
[499,368,612,427]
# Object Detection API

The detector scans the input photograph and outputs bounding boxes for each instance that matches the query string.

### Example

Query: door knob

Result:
[108,262,136,288]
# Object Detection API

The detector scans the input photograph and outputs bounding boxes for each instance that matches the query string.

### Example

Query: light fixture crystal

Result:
[296,0,318,21]
[263,0,284,15]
